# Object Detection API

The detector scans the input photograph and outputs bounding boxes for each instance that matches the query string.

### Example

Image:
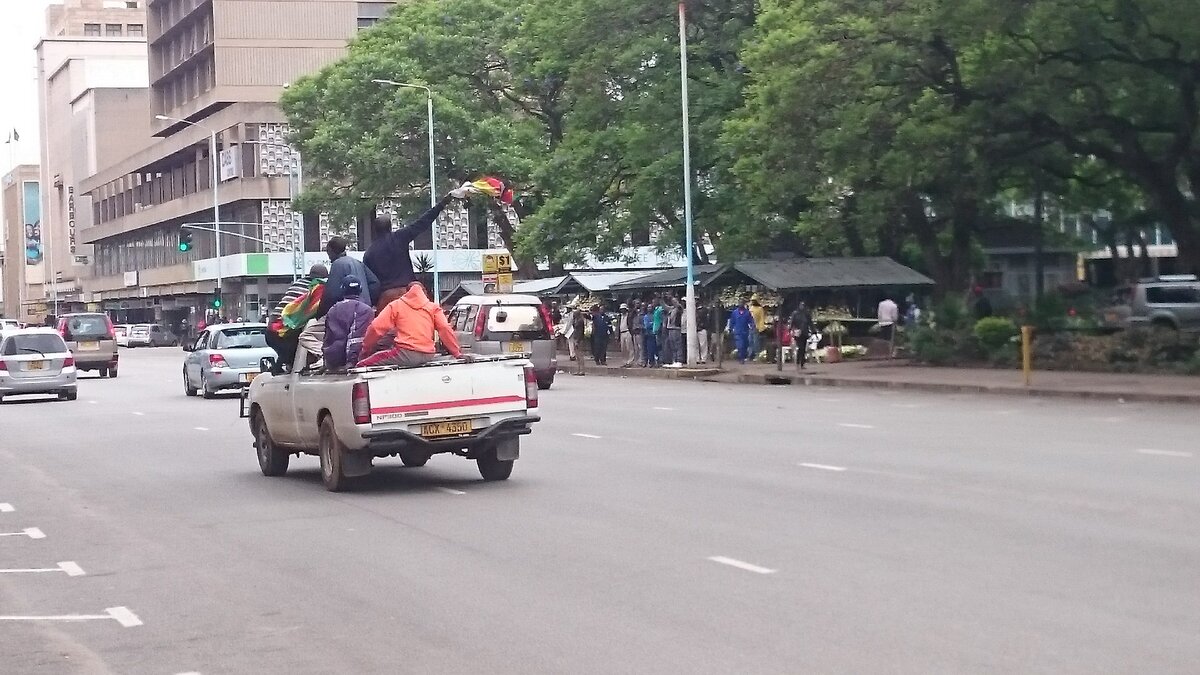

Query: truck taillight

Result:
[473,306,488,339]
[352,382,371,425]
[524,366,538,410]
[208,354,229,368]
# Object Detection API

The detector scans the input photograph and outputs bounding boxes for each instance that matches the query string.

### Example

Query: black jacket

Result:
[363,196,451,294]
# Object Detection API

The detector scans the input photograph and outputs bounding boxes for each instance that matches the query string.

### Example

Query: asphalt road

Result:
[1,348,1198,674]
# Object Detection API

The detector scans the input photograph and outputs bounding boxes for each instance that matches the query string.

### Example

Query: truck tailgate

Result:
[365,358,530,428]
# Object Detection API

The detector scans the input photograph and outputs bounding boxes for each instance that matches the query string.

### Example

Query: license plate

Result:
[79,341,99,351]
[241,372,258,384]
[28,361,46,371]
[420,419,473,438]
[1105,312,1118,323]
[507,341,527,353]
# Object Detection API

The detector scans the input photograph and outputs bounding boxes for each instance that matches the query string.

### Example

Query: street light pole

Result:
[679,2,699,367]
[372,79,440,300]
[157,115,221,300]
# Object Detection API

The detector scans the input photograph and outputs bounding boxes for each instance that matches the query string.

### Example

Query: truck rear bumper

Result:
[361,415,540,454]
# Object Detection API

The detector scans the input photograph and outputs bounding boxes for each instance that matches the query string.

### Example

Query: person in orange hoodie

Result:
[357,282,462,367]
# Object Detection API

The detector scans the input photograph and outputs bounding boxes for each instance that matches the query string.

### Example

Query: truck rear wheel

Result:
[477,445,514,481]
[254,411,289,477]
[319,416,351,491]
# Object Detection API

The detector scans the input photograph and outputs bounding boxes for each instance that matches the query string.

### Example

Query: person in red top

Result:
[357,282,462,367]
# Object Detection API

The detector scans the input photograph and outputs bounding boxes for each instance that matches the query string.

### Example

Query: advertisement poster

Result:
[23,180,41,266]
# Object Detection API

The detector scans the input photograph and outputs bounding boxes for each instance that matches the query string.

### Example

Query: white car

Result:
[246,349,540,491]
[114,324,133,347]
[0,328,78,402]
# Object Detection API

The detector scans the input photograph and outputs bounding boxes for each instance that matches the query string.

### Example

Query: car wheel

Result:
[400,452,430,468]
[477,445,514,481]
[109,367,118,378]
[537,376,553,390]
[99,367,109,378]
[59,390,77,401]
[253,411,289,477]
[201,371,216,399]
[184,368,198,397]
[318,416,351,492]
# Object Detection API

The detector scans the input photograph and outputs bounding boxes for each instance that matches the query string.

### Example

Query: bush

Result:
[974,317,1019,352]
[932,296,971,331]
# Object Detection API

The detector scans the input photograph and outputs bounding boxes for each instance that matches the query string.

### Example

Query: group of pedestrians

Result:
[264,182,478,373]
[613,296,713,368]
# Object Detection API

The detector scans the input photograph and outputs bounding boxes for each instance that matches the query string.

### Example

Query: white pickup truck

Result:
[245,351,540,491]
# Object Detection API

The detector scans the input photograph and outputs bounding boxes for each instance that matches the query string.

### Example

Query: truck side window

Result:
[463,305,479,331]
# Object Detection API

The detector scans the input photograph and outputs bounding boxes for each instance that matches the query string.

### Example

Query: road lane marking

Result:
[652,406,676,411]
[890,403,924,409]
[798,463,848,472]
[132,412,145,416]
[0,528,44,539]
[87,400,98,404]
[435,487,466,495]
[0,504,13,513]
[0,561,85,576]
[572,433,602,439]
[1136,448,1193,458]
[707,556,777,575]
[193,427,209,432]
[0,606,141,628]
[837,423,875,429]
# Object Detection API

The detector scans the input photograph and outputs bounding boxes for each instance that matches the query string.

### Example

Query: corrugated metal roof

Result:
[557,270,660,293]
[607,265,726,290]
[733,257,934,290]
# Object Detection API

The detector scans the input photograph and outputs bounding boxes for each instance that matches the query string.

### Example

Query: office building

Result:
[2,166,45,321]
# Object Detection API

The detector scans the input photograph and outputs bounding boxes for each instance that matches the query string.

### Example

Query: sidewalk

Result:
[565,354,1200,404]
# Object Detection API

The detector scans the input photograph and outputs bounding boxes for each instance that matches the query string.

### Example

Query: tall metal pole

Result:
[426,90,439,301]
[295,150,305,280]
[679,2,698,367]
[210,131,222,302]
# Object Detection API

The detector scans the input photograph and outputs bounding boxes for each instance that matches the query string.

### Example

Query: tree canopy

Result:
[282,0,1200,287]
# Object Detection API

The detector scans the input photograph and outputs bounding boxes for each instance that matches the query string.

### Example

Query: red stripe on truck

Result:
[371,395,525,416]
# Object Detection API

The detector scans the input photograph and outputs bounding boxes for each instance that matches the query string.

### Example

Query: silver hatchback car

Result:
[182,323,276,398]
[448,294,557,389]
[0,328,78,402]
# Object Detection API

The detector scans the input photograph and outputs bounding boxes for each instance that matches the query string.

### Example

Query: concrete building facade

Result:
[46,0,148,39]
[2,166,45,321]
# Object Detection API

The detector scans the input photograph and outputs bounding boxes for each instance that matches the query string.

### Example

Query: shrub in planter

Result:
[974,317,1019,352]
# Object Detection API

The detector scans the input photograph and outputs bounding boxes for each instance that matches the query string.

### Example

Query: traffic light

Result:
[210,295,223,310]
[178,229,194,252]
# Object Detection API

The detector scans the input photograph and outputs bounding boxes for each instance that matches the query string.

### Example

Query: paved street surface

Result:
[2,349,1198,674]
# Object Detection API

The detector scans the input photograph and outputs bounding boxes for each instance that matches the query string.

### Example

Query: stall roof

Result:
[554,270,659,294]
[609,257,933,292]
[732,257,934,290]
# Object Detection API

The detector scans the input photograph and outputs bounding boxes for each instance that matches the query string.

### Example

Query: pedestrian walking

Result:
[642,305,658,367]
[749,297,766,359]
[590,304,611,365]
[789,301,813,370]
[878,294,899,357]
[727,299,756,364]
[571,306,587,375]
[620,303,637,367]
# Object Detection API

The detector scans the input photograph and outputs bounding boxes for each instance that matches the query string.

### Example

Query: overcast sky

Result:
[1,0,56,172]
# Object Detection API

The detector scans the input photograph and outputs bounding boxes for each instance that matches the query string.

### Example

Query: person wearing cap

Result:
[618,302,635,367]
[322,276,375,371]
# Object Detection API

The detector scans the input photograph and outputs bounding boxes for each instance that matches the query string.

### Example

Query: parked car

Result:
[0,328,77,402]
[113,324,132,347]
[447,294,557,389]
[1,319,22,332]
[1101,275,1200,332]
[182,323,275,399]
[57,313,119,378]
[129,323,179,347]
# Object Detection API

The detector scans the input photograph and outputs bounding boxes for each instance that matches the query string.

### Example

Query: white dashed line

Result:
[435,487,466,495]
[0,504,13,513]
[1136,448,1193,458]
[707,556,777,575]
[798,463,848,472]
[87,400,98,404]
[132,411,145,416]
[837,423,875,429]
[572,433,602,439]
[0,606,142,627]
[194,427,210,432]
[652,406,676,411]
[0,561,85,576]
[0,528,44,539]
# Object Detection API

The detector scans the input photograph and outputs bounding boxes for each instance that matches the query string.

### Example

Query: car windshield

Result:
[214,327,268,349]
[63,315,109,340]
[2,333,67,356]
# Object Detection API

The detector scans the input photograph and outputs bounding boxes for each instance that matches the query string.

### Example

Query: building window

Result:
[106,24,123,37]
[84,23,101,36]
[128,23,144,37]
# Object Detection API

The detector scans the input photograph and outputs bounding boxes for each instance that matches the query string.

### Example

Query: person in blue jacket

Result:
[726,298,756,364]
[641,307,658,367]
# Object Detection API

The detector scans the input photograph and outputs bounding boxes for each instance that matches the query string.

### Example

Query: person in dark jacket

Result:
[727,299,756,364]
[590,304,611,365]
[363,183,476,312]
[789,301,813,370]
[318,237,379,317]
[322,276,375,371]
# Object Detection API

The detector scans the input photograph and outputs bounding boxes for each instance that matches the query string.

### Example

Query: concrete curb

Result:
[567,362,1200,404]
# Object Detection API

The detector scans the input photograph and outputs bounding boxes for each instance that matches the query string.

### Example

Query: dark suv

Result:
[58,313,120,377]
[1102,275,1200,332]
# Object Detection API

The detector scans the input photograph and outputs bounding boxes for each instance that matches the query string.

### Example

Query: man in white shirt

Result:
[878,296,900,356]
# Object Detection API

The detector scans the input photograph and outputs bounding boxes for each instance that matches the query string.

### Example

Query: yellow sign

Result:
[482,253,512,274]
[496,272,514,293]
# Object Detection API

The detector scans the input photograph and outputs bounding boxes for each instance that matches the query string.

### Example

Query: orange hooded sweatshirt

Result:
[362,284,462,358]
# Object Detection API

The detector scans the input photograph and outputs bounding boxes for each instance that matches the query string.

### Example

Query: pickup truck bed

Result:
[246,354,540,491]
